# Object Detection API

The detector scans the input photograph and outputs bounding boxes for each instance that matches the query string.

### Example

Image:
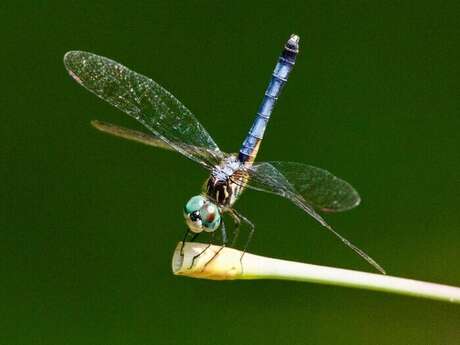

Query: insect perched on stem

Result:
[64,34,385,274]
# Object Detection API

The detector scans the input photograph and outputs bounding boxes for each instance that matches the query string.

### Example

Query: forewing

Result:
[64,51,223,168]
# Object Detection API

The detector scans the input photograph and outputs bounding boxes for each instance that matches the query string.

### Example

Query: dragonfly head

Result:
[184,195,221,233]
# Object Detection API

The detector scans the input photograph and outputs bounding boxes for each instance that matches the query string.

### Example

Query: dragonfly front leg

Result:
[181,229,201,257]
[190,232,200,242]
[189,231,215,269]
[189,220,229,270]
[180,229,190,257]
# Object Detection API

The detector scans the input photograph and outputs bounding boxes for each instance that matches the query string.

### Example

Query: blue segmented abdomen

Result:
[238,34,300,163]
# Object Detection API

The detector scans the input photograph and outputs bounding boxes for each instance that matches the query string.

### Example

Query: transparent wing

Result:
[64,51,223,168]
[239,161,385,274]
[91,120,173,151]
[91,120,222,161]
[249,162,361,212]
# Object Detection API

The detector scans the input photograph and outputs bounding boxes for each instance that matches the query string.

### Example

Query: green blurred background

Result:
[1,1,459,344]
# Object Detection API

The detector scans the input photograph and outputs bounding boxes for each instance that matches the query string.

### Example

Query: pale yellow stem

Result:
[172,242,460,304]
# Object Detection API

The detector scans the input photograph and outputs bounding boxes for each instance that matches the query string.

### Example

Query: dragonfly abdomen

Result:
[238,34,299,164]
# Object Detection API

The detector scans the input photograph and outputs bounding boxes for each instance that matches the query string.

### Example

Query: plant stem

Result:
[172,242,460,304]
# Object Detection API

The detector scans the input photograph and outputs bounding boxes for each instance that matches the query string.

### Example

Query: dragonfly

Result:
[64,34,385,274]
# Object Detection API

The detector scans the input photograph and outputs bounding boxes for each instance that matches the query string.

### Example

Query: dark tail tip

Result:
[286,34,300,52]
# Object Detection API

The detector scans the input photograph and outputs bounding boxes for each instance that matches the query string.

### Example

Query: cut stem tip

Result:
[172,242,460,304]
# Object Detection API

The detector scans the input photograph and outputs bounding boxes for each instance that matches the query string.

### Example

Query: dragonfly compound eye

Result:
[184,195,208,233]
[200,203,221,232]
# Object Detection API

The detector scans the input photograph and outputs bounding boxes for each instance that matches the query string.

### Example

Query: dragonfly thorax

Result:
[206,155,246,207]
[211,155,241,181]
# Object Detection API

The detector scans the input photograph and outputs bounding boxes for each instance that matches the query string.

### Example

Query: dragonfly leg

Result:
[180,229,190,257]
[190,232,200,242]
[228,210,241,247]
[231,209,255,264]
[181,230,200,257]
[189,231,215,269]
[202,220,228,271]
[220,219,228,246]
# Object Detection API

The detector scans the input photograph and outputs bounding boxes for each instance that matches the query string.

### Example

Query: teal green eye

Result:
[184,195,206,214]
[184,195,220,233]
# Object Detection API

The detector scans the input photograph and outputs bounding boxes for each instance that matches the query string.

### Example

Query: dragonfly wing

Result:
[91,120,223,163]
[64,51,223,169]
[239,162,384,274]
[247,161,361,212]
[91,120,174,151]
[236,162,330,227]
